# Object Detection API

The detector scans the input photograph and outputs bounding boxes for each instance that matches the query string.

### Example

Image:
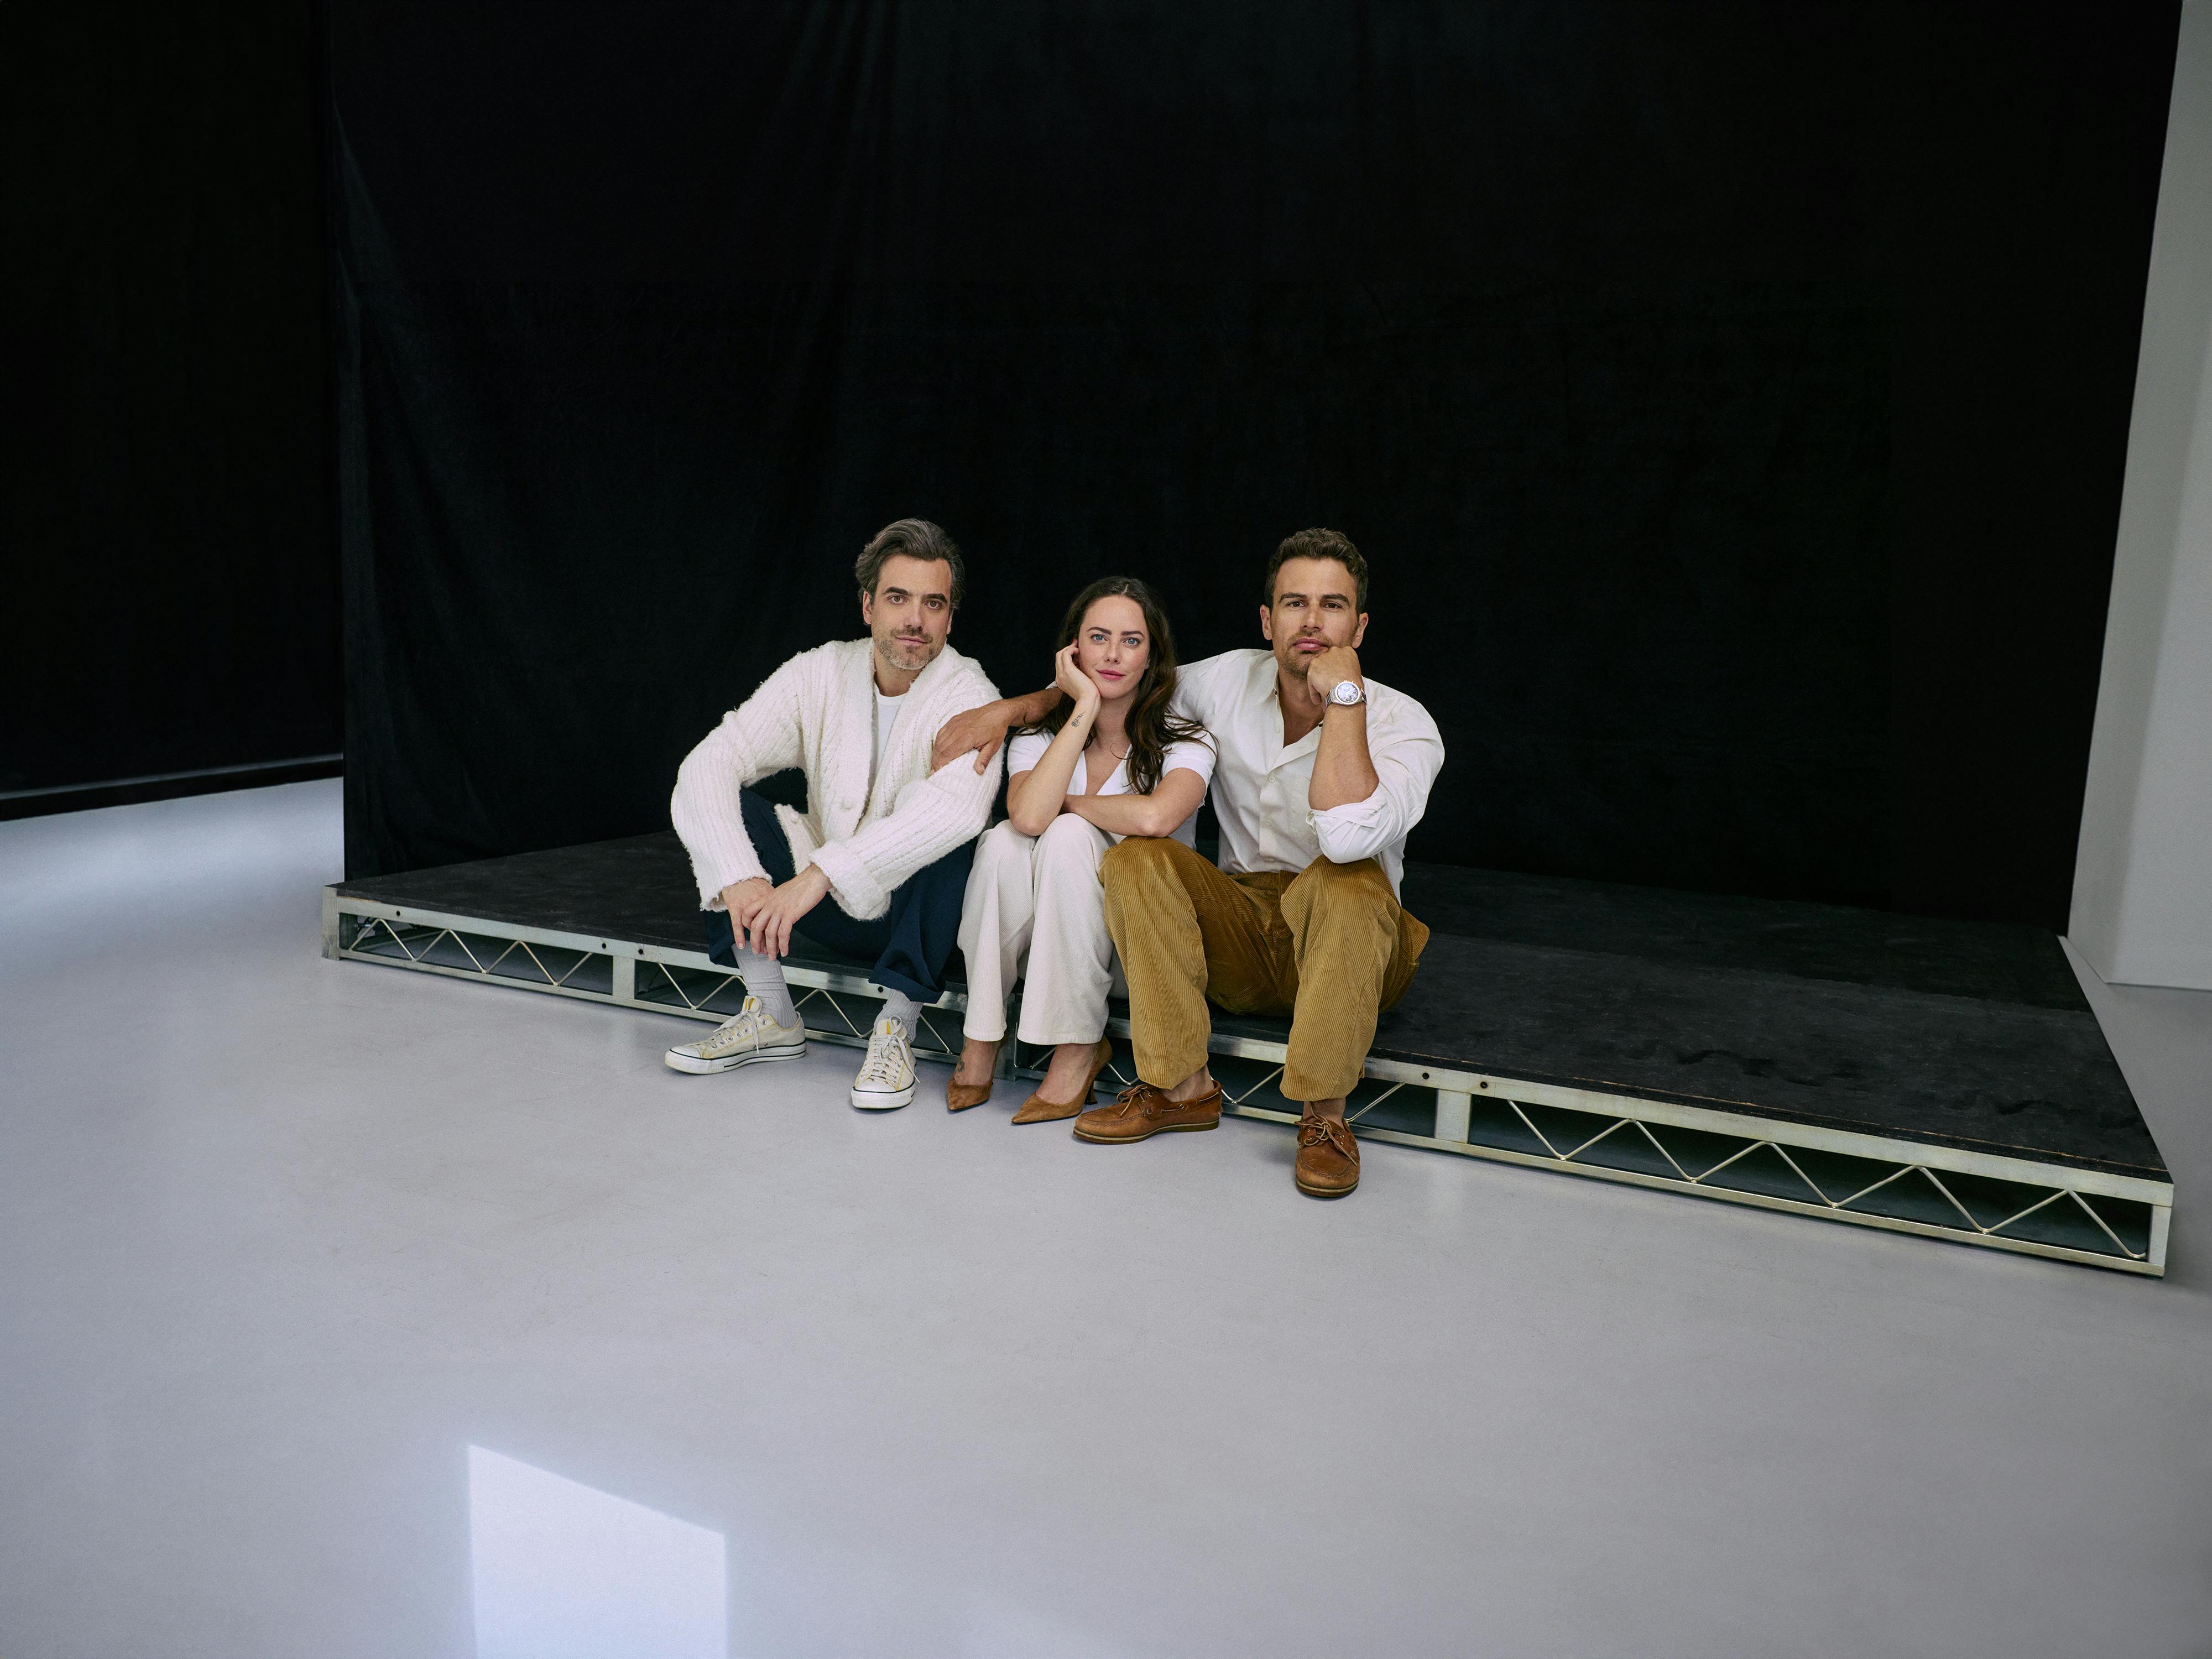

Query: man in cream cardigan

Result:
[667,519,1003,1109]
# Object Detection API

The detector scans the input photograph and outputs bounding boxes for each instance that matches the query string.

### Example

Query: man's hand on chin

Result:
[744,865,831,957]
[1305,645,1363,701]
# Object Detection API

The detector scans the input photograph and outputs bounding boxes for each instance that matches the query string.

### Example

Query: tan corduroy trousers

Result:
[1100,837,1428,1102]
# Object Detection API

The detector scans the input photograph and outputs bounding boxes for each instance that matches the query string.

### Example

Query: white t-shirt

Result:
[870,687,904,797]
[1005,728,1216,847]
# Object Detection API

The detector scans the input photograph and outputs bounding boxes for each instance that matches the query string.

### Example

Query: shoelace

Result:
[1105,1082,1211,1119]
[857,1029,910,1086]
[1102,1083,1157,1119]
[705,1002,769,1049]
[1298,1114,1357,1158]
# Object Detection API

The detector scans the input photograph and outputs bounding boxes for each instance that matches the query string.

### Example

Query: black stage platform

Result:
[326,832,2172,1275]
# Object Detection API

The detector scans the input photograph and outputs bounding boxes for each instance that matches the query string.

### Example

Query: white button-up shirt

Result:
[1170,649,1444,897]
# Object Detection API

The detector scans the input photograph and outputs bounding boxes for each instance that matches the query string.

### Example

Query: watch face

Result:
[1330,680,1361,705]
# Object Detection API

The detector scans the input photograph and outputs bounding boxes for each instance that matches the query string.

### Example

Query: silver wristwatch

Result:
[1326,679,1366,708]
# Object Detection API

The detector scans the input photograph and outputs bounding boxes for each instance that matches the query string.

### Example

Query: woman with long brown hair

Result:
[947,577,1214,1119]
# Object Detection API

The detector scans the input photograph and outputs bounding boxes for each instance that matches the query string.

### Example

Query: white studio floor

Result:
[2,780,2209,1659]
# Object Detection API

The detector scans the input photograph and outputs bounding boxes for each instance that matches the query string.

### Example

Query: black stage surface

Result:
[335,830,2164,1185]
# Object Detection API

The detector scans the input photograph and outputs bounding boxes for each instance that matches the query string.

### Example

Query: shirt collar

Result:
[1254,656,1323,763]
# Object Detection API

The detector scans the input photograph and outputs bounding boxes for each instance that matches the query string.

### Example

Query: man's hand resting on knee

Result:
[719,877,774,946]
[725,867,830,957]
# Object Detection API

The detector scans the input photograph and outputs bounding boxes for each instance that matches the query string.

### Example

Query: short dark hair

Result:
[857,518,965,608]
[1265,527,1368,613]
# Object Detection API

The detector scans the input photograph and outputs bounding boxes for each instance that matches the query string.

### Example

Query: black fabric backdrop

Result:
[3,2,337,798]
[330,2,2176,928]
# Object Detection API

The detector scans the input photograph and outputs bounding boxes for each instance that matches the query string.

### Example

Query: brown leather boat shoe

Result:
[1072,1079,1223,1143]
[1293,1112,1360,1196]
[1011,1036,1117,1124]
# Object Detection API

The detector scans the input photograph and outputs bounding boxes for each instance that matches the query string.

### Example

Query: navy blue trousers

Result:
[702,786,973,1004]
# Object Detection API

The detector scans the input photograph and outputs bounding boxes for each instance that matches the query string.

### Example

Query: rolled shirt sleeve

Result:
[1308,696,1444,867]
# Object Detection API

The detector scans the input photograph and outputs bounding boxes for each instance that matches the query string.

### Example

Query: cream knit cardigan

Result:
[671,638,1003,921]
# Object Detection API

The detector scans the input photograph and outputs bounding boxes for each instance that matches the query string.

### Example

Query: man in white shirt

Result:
[666,519,1003,1110]
[937,529,1442,1196]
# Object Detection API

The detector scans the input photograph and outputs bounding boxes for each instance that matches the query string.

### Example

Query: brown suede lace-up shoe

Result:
[1293,1113,1361,1197]
[1071,1080,1223,1143]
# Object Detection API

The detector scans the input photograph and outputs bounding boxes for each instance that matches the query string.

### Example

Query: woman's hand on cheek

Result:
[1053,643,1100,713]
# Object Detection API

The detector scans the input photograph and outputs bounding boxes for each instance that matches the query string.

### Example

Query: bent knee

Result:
[1037,813,1105,858]
[1100,833,1184,883]
[1294,855,1389,892]
[1285,857,1395,918]
[973,818,1034,867]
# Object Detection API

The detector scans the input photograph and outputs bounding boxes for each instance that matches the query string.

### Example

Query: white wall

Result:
[2070,0,2212,990]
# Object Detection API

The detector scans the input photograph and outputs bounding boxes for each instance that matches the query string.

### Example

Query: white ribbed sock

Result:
[734,951,799,1027]
[878,990,923,1034]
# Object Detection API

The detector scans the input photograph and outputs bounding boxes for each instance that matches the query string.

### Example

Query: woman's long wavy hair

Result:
[1025,576,1211,796]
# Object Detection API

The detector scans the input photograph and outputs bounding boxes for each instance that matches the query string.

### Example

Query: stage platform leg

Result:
[324,889,2173,1276]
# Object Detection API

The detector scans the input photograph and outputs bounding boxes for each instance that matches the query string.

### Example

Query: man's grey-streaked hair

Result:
[856,518,966,608]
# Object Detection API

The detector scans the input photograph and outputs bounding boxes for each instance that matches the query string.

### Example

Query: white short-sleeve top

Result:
[1005,729,1216,847]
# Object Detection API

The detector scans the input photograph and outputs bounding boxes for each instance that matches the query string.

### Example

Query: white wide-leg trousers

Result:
[957,816,1124,1045]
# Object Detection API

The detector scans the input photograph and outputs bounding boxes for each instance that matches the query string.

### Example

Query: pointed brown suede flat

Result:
[1011,1036,1117,1124]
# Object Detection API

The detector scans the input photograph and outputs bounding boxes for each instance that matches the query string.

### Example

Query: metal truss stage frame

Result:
[324,836,2172,1277]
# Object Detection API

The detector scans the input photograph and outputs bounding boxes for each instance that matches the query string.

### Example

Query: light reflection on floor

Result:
[469,1446,726,1659]
[6,784,2212,1656]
